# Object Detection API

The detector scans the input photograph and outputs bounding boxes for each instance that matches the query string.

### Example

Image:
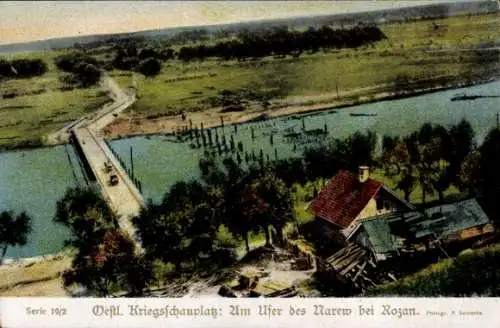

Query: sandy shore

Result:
[102,76,499,141]
[0,253,72,296]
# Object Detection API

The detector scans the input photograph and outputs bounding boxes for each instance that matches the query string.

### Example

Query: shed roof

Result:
[411,198,491,239]
[361,218,398,254]
[358,198,491,253]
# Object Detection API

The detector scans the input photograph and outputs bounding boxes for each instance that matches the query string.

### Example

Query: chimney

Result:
[358,166,370,183]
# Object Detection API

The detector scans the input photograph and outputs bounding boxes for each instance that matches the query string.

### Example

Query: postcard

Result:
[0,1,499,327]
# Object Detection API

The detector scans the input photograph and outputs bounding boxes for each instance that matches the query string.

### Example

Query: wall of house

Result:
[343,196,394,238]
[443,223,495,242]
[314,217,348,245]
[352,229,371,249]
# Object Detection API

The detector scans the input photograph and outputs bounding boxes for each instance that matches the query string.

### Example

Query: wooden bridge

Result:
[70,75,144,250]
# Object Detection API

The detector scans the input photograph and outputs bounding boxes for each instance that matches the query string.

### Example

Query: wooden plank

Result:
[329,246,364,267]
[353,261,367,281]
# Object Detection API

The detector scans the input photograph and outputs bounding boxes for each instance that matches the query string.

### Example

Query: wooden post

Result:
[130,146,134,179]
[336,77,339,98]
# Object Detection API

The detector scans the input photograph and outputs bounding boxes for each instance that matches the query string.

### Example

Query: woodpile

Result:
[317,243,385,292]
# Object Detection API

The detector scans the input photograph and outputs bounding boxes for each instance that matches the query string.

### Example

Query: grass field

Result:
[0,50,110,149]
[367,242,500,296]
[111,13,500,117]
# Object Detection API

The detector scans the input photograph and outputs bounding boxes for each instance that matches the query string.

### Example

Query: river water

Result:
[1,79,499,258]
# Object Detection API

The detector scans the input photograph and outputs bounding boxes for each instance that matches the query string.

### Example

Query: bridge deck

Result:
[73,126,144,244]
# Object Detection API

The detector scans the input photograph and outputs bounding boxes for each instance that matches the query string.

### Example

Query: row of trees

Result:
[52,160,293,295]
[133,158,293,273]
[380,120,475,203]
[99,24,386,76]
[177,25,386,61]
[0,58,47,80]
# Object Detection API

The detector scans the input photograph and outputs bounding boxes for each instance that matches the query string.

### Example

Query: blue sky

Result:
[0,1,483,45]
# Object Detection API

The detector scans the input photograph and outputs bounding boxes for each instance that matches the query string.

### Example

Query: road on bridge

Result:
[69,73,144,251]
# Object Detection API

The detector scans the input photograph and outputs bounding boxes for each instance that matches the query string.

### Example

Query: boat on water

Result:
[349,113,378,117]
[451,93,500,101]
[450,93,481,101]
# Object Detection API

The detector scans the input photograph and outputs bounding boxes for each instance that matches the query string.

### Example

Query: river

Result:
[1,79,499,258]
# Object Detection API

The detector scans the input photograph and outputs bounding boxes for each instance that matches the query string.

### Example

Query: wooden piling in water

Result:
[207,129,213,146]
[130,146,134,179]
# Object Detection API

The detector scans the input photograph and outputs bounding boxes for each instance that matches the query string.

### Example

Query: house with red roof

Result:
[309,166,415,240]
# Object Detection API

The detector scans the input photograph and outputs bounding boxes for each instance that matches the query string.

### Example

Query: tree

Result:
[459,150,481,197]
[62,229,146,296]
[449,119,476,181]
[431,161,452,202]
[54,52,101,87]
[137,57,162,77]
[477,128,500,222]
[254,171,294,245]
[0,211,32,262]
[346,131,377,169]
[397,167,416,202]
[75,62,101,87]
[240,170,293,246]
[55,187,149,296]
[54,187,116,249]
[134,202,188,271]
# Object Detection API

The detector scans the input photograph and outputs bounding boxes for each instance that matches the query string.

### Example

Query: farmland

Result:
[0,50,110,149]
[109,12,500,120]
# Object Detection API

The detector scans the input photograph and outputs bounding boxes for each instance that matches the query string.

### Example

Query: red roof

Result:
[310,170,383,229]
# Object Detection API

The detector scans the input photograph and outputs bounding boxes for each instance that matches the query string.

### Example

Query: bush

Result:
[137,57,162,77]
[0,58,47,79]
[54,53,101,87]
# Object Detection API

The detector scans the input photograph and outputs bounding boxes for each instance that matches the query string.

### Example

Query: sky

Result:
[0,0,483,45]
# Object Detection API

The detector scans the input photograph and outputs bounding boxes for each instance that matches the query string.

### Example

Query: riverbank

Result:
[103,74,500,141]
[0,251,72,296]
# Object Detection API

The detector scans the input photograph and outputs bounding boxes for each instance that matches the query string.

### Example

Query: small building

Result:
[350,198,494,261]
[309,166,415,240]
